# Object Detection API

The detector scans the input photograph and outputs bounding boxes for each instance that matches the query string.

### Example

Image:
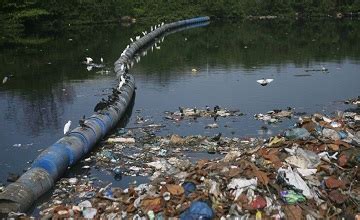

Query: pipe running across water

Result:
[0,16,210,214]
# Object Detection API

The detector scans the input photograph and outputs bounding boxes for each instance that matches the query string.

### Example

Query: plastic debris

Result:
[284,128,310,140]
[107,137,135,144]
[277,167,314,199]
[280,190,306,204]
[255,109,293,124]
[227,178,257,200]
[20,98,360,219]
[179,201,214,220]
[322,128,341,140]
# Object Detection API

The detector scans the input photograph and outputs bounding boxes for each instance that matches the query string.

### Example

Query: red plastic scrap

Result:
[338,154,348,167]
[250,196,267,209]
[325,176,345,189]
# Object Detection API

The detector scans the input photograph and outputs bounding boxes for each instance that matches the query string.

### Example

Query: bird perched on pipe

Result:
[108,94,119,104]
[94,98,108,113]
[118,75,129,90]
[79,115,90,129]
[112,87,121,95]
[64,120,71,135]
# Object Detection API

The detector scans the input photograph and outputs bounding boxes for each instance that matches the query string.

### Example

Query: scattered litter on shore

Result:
[254,108,293,124]
[26,100,360,219]
[164,106,244,122]
[344,96,360,106]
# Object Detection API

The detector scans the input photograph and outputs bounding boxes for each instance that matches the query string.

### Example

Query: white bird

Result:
[118,80,125,90]
[120,64,125,71]
[120,74,126,82]
[161,22,164,26]
[2,76,8,84]
[130,38,134,42]
[321,65,327,71]
[135,56,140,63]
[126,45,129,49]
[151,26,153,31]
[155,45,161,50]
[136,36,140,40]
[100,57,103,63]
[256,78,274,86]
[85,57,93,64]
[87,66,93,71]
[64,120,71,134]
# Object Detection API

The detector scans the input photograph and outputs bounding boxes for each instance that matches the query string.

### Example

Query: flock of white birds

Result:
[63,23,167,134]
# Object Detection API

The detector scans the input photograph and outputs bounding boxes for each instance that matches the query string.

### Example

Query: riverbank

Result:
[1,0,360,32]
[5,98,359,219]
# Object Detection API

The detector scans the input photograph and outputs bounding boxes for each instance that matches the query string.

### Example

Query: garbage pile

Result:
[28,106,360,219]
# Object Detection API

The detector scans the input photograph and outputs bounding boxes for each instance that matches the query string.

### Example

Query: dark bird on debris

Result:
[211,133,222,142]
[79,115,90,129]
[94,98,108,112]
[214,105,220,113]
[213,114,219,122]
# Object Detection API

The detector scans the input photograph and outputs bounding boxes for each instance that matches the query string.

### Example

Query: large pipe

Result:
[0,16,210,214]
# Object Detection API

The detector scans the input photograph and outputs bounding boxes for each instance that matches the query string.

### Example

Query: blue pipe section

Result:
[0,16,210,214]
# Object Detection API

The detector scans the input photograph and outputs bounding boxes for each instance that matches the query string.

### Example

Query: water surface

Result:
[0,20,359,188]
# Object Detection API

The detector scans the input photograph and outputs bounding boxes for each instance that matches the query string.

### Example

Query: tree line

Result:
[0,0,360,30]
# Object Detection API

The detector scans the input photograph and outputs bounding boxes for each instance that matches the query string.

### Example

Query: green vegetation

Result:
[0,0,360,32]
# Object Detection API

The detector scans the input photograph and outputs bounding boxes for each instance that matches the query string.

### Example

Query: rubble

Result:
[10,99,360,219]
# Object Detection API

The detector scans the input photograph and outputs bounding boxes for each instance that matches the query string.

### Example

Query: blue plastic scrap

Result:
[182,181,196,196]
[180,201,214,220]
